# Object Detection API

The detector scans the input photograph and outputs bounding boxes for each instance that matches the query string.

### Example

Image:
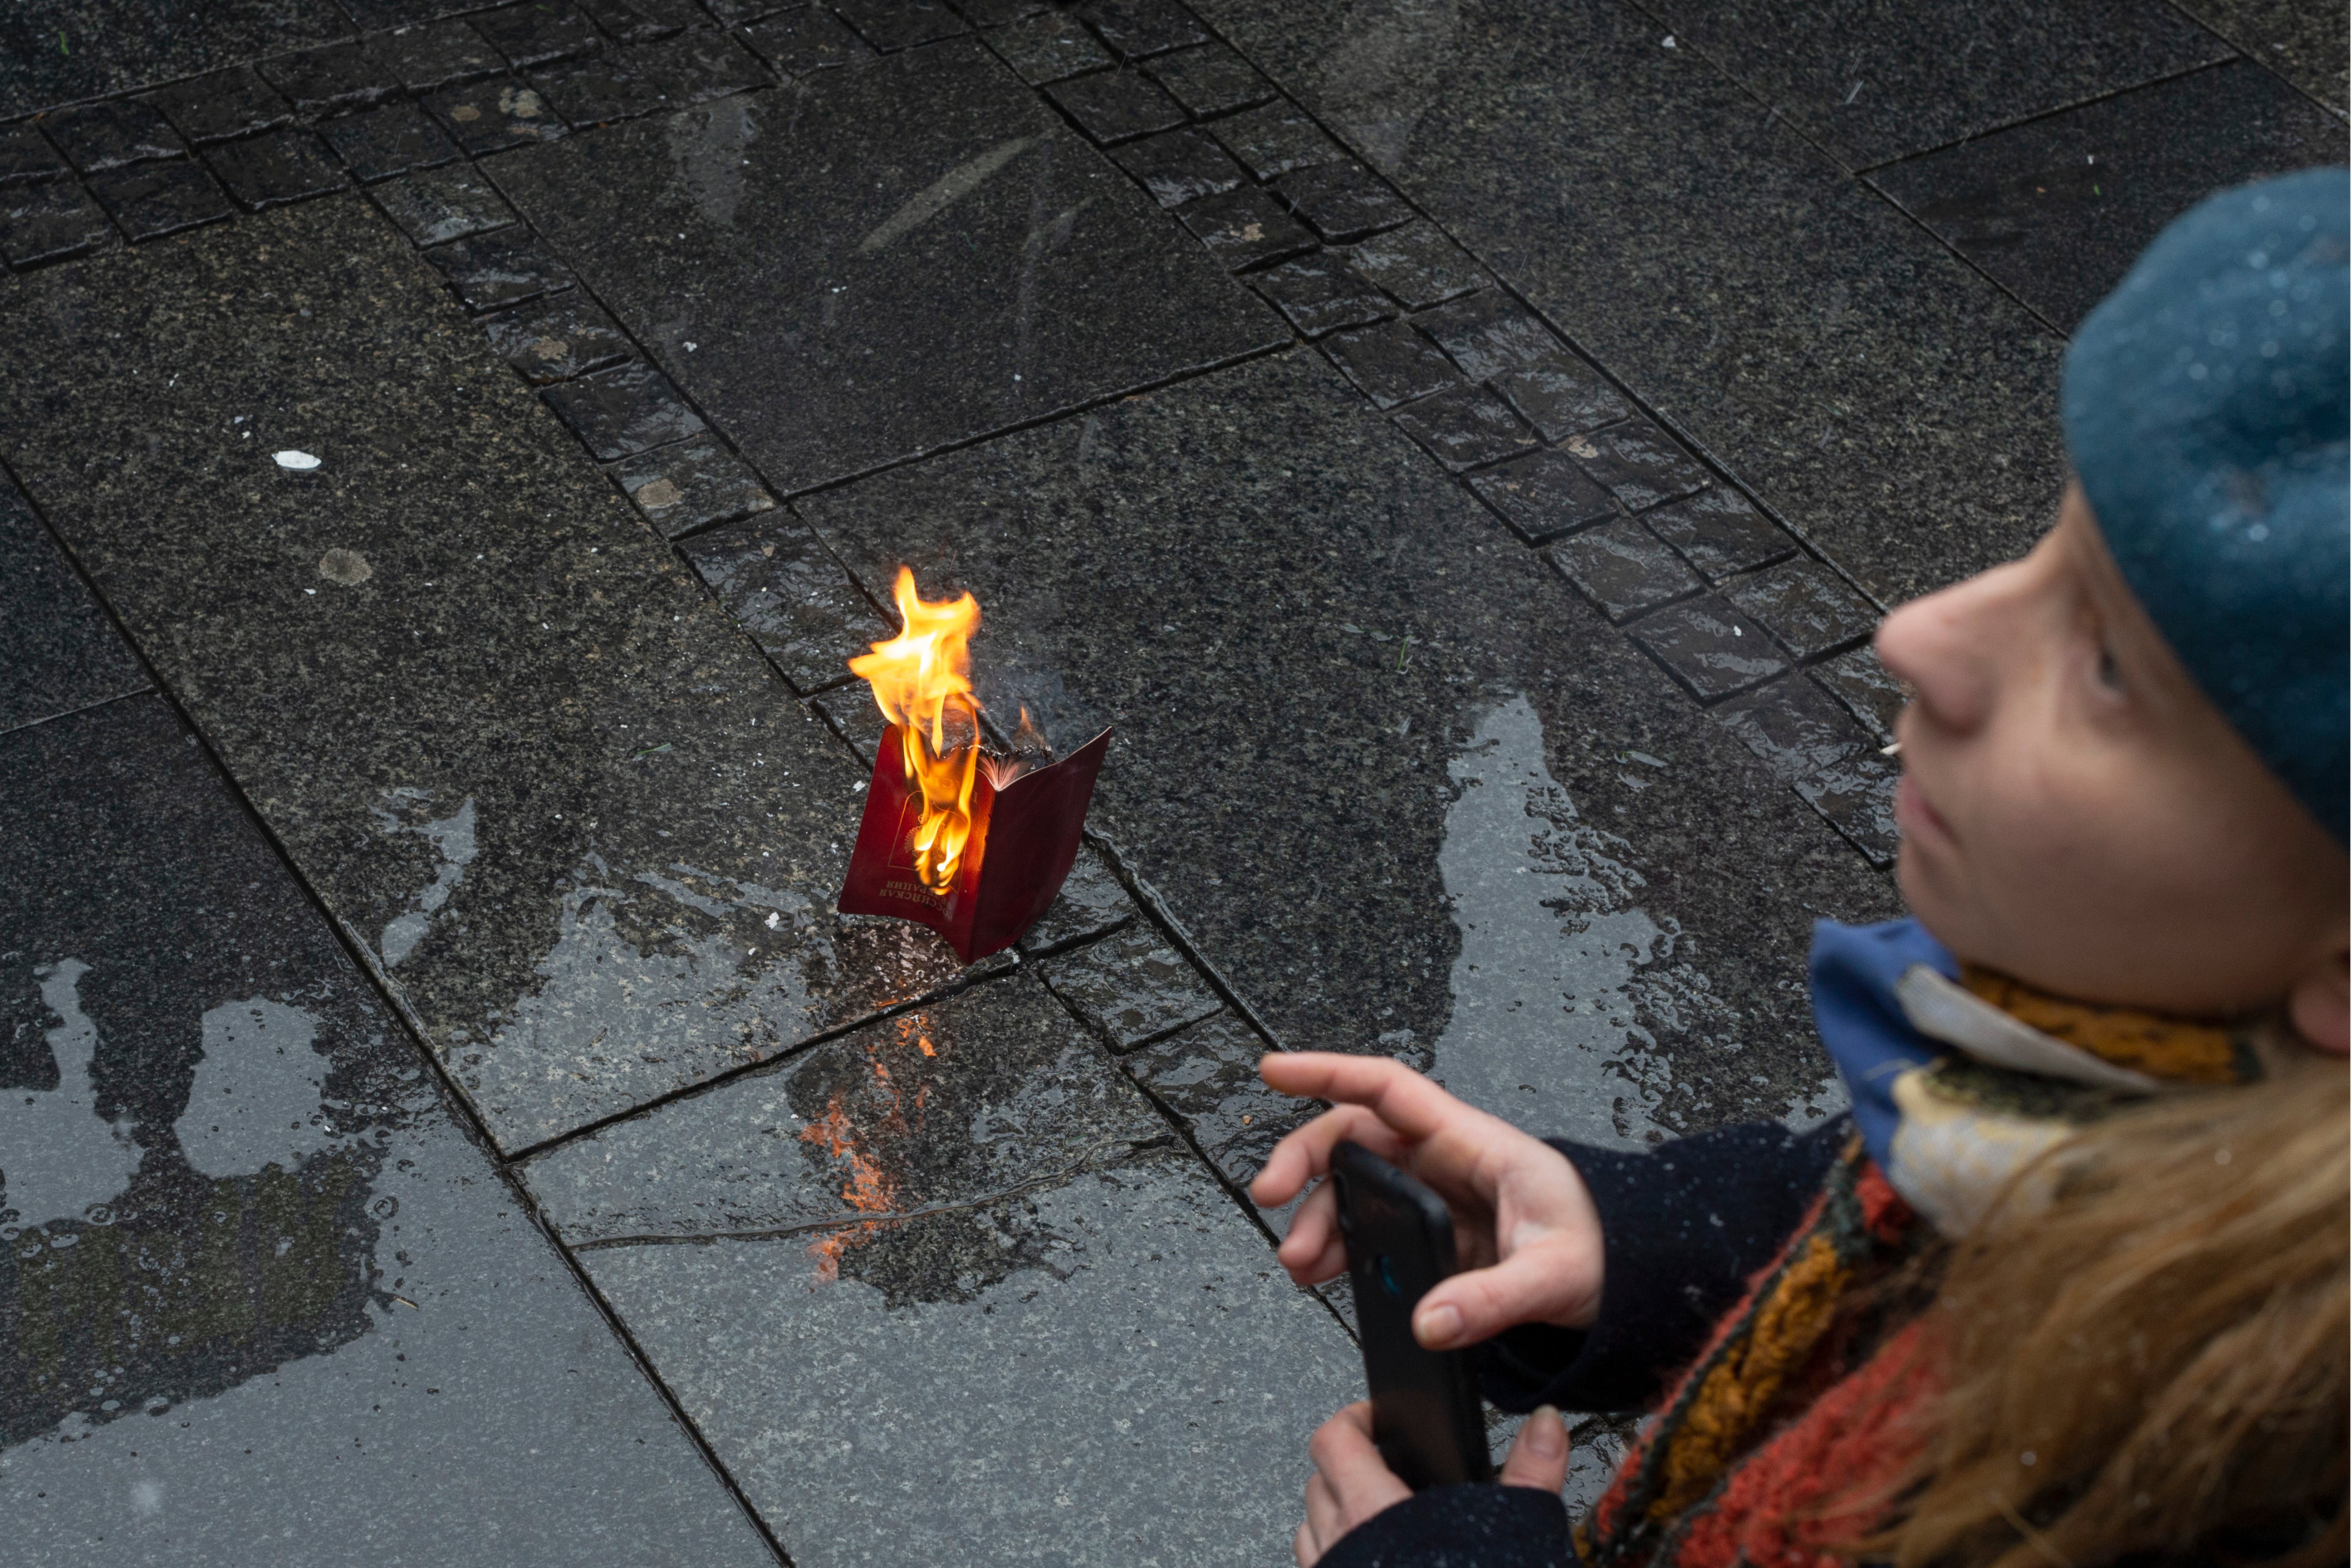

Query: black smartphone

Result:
[1329,1140,1495,1490]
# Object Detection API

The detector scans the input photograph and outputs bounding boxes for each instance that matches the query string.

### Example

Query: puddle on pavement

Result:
[1428,695,1738,1146]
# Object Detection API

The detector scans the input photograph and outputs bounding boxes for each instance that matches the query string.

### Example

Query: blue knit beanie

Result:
[2062,167,2349,844]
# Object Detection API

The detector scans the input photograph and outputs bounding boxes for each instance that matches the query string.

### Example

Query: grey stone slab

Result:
[372,162,516,244]
[0,125,66,186]
[259,40,402,118]
[575,0,691,42]
[1111,126,1246,208]
[147,67,293,146]
[1467,446,1618,544]
[1390,382,1536,472]
[2176,0,2348,109]
[1272,158,1412,242]
[0,696,776,1567]
[0,182,115,270]
[1346,218,1490,309]
[1143,40,1274,116]
[1318,317,1460,407]
[322,101,462,182]
[1016,842,1137,955]
[987,8,1115,83]
[1207,100,1346,182]
[1562,419,1709,512]
[550,1146,1354,1567]
[543,358,708,459]
[958,0,1049,25]
[375,18,506,91]
[1076,0,1210,60]
[799,351,1899,1142]
[1414,289,1568,382]
[493,41,1279,493]
[1712,674,1872,782]
[618,440,778,535]
[204,129,349,211]
[1041,922,1225,1051]
[1642,486,1796,583]
[423,225,577,310]
[1120,1011,1302,1191]
[681,514,885,692]
[1178,183,1317,269]
[832,0,966,52]
[533,49,680,124]
[811,684,888,767]
[473,0,603,67]
[0,3,349,122]
[1047,67,1190,144]
[627,28,772,101]
[739,6,867,78]
[1811,645,1909,744]
[1196,0,2068,604]
[422,76,569,156]
[1627,595,1788,701]
[87,160,236,243]
[483,291,635,382]
[520,970,1164,1246]
[1251,250,1394,337]
[1645,0,2228,168]
[1868,60,2346,332]
[1549,517,1703,623]
[1722,557,1879,661]
[0,196,1000,1151]
[1795,750,1902,867]
[1491,359,1629,444]
[0,477,147,734]
[40,101,185,174]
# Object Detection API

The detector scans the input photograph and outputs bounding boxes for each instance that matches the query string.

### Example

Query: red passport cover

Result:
[836,725,1112,963]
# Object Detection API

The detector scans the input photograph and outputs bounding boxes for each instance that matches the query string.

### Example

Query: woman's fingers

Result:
[1249,1100,1413,1207]
[1274,1181,1349,1284]
[1302,1471,1345,1558]
[1497,1406,1571,1493]
[1412,1228,1603,1347]
[1306,1401,1411,1524]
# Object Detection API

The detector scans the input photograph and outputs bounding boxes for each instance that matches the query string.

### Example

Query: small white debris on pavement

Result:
[274,450,321,470]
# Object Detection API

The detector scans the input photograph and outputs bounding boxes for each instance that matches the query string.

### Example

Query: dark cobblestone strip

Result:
[1000,0,1909,868]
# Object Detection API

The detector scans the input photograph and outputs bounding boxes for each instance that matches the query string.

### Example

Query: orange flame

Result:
[848,568,984,894]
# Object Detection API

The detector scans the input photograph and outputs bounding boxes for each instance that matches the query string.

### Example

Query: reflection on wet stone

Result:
[811,685,889,766]
[321,102,461,182]
[259,42,400,118]
[0,197,998,1150]
[0,697,774,1564]
[682,515,886,692]
[565,1150,1356,1566]
[472,1,603,68]
[1563,419,1710,511]
[1120,1012,1301,1190]
[1642,486,1796,583]
[1713,676,1871,782]
[1628,596,1789,701]
[492,40,1277,492]
[1468,447,1618,544]
[1347,220,1490,309]
[1046,69,1191,144]
[1415,289,1567,382]
[542,359,708,460]
[617,439,778,535]
[1723,556,1881,661]
[1319,317,1460,408]
[149,68,293,146]
[1390,383,1537,472]
[1110,126,1246,209]
[0,476,149,734]
[88,161,236,243]
[1271,159,1412,243]
[1550,518,1703,623]
[1142,41,1274,116]
[1179,184,1318,270]
[1250,250,1395,337]
[739,7,868,80]
[376,19,505,92]
[1077,0,1210,60]
[1015,842,1137,955]
[1041,923,1224,1052]
[40,100,186,173]
[422,226,577,310]
[1795,750,1903,868]
[0,182,114,272]
[831,0,968,52]
[1208,101,1344,182]
[1812,646,1910,744]
[0,125,67,186]
[206,130,348,211]
[482,292,634,383]
[372,162,517,244]
[1492,359,1630,443]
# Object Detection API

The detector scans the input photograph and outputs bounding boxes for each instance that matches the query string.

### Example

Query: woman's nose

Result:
[1873,563,2027,737]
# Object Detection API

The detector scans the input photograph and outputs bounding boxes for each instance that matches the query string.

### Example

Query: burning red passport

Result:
[835,568,1108,963]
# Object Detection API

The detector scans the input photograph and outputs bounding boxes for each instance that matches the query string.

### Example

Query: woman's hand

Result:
[1294,1402,1572,1566]
[1252,1053,1605,1348]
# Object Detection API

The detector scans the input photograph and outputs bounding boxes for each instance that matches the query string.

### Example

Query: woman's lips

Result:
[1894,771,1955,845]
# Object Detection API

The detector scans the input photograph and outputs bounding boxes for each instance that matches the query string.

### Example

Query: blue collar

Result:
[1808,917,1960,1168]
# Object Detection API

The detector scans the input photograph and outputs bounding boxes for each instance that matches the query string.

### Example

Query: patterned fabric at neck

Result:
[1808,918,2261,1236]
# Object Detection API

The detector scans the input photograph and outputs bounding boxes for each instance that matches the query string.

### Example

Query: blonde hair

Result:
[1870,1044,2347,1565]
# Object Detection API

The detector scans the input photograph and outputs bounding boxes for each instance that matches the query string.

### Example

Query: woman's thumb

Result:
[1498,1406,1570,1493]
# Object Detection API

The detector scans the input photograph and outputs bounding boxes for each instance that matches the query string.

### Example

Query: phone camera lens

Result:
[1377,1255,1401,1296]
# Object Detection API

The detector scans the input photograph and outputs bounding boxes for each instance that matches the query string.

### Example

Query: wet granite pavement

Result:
[0,1,2335,1562]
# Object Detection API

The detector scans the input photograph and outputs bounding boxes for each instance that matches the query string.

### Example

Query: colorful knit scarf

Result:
[1572,919,2260,1568]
